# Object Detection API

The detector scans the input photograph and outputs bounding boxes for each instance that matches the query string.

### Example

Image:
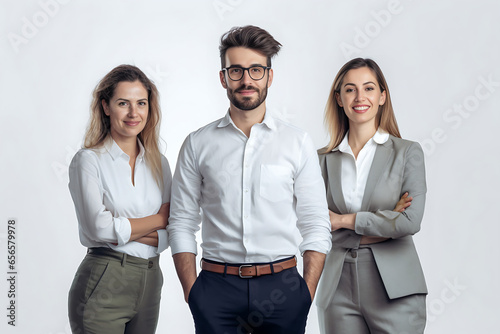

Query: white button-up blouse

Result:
[69,137,171,259]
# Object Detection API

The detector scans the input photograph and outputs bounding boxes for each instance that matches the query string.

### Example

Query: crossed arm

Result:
[69,150,170,248]
[327,143,426,245]
[89,201,170,247]
[131,203,170,246]
[328,192,413,245]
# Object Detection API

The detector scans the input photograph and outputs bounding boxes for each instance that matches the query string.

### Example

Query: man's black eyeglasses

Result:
[222,65,271,81]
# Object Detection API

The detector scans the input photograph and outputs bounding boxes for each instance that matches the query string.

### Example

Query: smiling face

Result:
[219,46,273,111]
[336,67,386,129]
[102,80,149,144]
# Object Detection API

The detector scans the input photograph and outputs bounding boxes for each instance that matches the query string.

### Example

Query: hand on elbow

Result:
[329,211,355,231]
[394,192,413,212]
[158,202,170,229]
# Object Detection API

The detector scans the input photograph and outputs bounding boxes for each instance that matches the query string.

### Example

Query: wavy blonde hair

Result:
[320,58,401,154]
[84,64,164,187]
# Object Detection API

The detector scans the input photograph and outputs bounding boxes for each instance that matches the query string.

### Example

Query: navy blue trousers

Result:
[188,262,312,334]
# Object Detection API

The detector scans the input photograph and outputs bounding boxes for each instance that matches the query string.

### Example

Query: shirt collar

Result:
[373,128,389,144]
[104,136,145,162]
[261,111,276,130]
[217,110,276,131]
[137,140,146,162]
[337,132,351,153]
[217,111,232,128]
[336,128,389,153]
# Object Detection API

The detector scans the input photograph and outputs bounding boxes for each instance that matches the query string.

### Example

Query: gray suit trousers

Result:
[318,248,426,334]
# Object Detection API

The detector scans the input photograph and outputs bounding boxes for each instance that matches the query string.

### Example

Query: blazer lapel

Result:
[326,152,348,214]
[361,138,394,210]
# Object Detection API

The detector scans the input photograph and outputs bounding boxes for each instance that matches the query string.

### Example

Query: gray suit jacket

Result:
[316,135,428,309]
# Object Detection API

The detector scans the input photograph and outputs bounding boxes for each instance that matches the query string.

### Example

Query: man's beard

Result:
[227,84,268,111]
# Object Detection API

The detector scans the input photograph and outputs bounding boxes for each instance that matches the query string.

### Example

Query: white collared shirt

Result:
[168,111,331,264]
[68,137,172,259]
[338,129,389,213]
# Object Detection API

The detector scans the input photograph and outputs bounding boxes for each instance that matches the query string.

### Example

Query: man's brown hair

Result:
[219,25,282,68]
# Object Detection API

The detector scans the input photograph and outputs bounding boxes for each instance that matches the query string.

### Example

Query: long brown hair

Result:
[84,64,164,187]
[320,58,401,154]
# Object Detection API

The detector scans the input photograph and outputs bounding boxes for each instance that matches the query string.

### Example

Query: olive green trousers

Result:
[68,248,163,334]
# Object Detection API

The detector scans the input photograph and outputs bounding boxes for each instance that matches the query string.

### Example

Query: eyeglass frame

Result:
[222,65,272,81]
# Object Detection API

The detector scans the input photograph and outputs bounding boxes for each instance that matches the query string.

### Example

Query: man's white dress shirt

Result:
[338,129,389,213]
[168,111,331,264]
[69,137,171,259]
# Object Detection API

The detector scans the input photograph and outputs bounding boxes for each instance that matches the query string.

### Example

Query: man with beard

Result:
[168,25,332,334]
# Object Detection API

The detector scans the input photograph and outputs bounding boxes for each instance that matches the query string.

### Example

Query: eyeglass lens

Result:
[227,67,267,81]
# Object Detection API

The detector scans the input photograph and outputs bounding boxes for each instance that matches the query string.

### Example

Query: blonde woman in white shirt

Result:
[316,58,427,334]
[68,65,171,334]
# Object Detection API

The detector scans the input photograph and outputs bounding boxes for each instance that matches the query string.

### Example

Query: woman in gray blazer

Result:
[316,58,427,334]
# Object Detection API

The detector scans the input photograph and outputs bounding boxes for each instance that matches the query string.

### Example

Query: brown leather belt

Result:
[201,257,297,278]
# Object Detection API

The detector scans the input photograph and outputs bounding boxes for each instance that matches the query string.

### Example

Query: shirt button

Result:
[244,189,249,193]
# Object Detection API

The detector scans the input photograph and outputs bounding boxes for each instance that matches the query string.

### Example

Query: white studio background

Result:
[1,0,499,333]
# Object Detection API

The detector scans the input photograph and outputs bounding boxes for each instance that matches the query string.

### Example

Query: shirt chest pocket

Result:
[259,165,294,203]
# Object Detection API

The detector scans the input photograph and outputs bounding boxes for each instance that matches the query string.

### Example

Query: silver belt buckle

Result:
[238,264,253,278]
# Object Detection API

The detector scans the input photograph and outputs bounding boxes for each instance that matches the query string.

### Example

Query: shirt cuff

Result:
[354,212,367,235]
[114,217,131,246]
[168,231,198,256]
[156,229,169,254]
[299,238,332,255]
